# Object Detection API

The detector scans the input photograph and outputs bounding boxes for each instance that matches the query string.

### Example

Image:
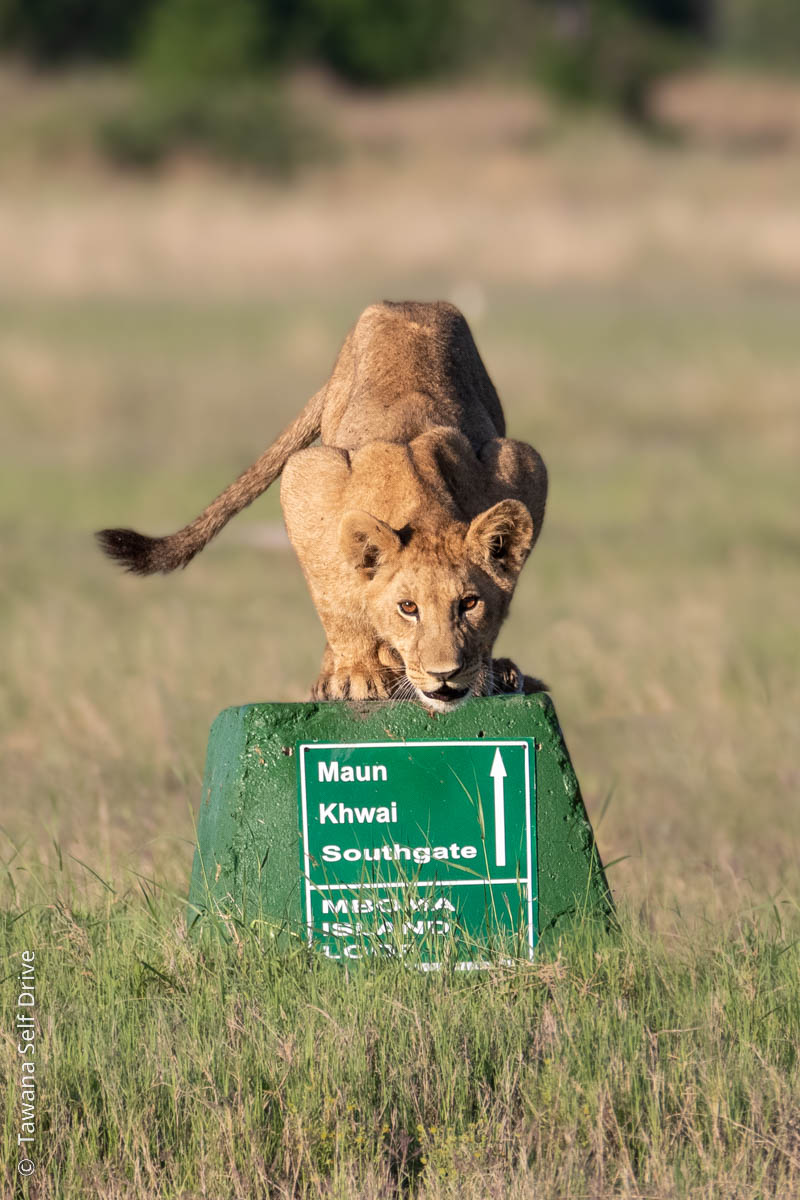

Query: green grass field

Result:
[3,897,800,1198]
[2,76,800,1197]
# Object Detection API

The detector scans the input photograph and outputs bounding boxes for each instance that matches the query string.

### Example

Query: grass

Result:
[3,886,800,1198]
[1,72,800,1196]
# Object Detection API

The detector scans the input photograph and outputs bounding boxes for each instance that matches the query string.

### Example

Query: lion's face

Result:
[371,555,505,711]
[340,500,534,712]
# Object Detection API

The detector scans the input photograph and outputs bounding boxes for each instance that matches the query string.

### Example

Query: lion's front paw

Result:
[490,657,548,696]
[312,664,391,702]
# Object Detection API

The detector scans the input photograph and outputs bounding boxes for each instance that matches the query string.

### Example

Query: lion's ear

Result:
[339,510,402,577]
[466,499,534,579]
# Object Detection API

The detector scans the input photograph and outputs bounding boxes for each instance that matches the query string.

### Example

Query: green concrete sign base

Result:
[188,694,613,963]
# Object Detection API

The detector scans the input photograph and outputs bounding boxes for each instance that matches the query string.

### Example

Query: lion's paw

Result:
[312,665,391,702]
[490,657,548,696]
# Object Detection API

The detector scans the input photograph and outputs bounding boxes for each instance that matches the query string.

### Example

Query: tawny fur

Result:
[97,301,548,709]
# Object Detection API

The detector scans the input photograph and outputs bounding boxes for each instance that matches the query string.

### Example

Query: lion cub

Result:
[98,301,547,711]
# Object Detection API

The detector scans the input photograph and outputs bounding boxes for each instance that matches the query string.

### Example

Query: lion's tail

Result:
[96,387,326,575]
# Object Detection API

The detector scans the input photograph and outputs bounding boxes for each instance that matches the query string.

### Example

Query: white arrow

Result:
[490,748,507,867]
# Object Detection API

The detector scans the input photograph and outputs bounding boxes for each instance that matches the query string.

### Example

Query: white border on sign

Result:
[298,739,536,961]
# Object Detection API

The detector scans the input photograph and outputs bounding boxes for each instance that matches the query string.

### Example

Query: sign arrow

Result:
[490,748,507,867]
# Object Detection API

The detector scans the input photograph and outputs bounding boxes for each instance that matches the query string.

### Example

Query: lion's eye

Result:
[460,595,479,613]
[398,600,418,617]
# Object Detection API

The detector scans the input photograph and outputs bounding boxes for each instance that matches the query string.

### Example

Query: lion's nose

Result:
[428,665,462,682]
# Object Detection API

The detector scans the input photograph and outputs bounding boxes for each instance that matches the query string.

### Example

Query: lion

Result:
[97,300,548,711]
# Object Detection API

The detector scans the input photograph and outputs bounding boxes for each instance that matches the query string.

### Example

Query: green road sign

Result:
[298,739,536,966]
[187,696,614,958]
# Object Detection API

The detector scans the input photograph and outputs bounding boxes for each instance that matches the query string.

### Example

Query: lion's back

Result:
[319,300,505,452]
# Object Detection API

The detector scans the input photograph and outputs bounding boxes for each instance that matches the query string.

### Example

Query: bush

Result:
[98,0,327,176]
[139,0,263,88]
[99,83,329,173]
[531,1,695,128]
[0,0,153,62]
[304,0,463,86]
[0,0,479,84]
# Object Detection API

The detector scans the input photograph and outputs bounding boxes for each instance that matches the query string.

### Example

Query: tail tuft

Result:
[95,528,187,575]
[95,385,326,577]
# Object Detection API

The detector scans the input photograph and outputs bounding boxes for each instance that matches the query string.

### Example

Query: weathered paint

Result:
[187,694,613,951]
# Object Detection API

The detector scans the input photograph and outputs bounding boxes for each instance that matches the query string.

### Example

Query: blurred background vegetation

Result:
[1,0,798,932]
[0,0,798,165]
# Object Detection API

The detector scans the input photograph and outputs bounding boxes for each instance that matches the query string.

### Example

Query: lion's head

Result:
[339,499,534,711]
